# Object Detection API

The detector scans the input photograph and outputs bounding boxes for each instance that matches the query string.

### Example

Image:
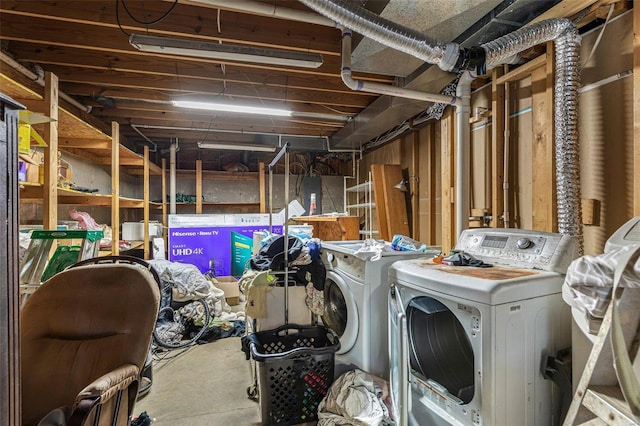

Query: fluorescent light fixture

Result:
[129,34,323,69]
[197,142,276,152]
[172,99,292,117]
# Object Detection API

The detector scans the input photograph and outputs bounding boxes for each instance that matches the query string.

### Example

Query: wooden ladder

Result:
[563,246,640,426]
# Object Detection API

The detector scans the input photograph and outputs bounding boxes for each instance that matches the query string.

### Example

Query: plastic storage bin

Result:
[249,324,340,425]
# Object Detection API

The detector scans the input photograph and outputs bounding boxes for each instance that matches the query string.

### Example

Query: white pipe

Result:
[170,140,177,214]
[503,83,510,228]
[455,71,474,237]
[341,29,459,106]
[186,0,336,27]
[0,51,92,113]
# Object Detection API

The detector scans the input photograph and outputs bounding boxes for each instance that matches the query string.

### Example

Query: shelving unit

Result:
[345,172,377,239]
[173,161,266,214]
[2,70,163,258]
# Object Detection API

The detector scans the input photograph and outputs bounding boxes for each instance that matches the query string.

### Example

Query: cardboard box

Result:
[214,276,240,306]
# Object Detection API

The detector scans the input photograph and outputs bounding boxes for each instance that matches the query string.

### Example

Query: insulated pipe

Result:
[1,51,92,114]
[340,29,459,106]
[455,71,475,236]
[169,140,177,215]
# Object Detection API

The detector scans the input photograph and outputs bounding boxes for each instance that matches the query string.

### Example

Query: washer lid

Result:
[322,270,358,355]
[389,259,564,305]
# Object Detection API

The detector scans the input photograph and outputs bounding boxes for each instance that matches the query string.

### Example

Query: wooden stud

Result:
[531,42,557,232]
[411,130,420,238]
[634,4,640,216]
[259,161,265,213]
[43,71,58,230]
[426,125,437,245]
[441,109,455,253]
[143,145,150,259]
[111,121,120,256]
[161,158,167,240]
[491,67,505,229]
[195,159,203,214]
[496,54,546,85]
[581,199,599,226]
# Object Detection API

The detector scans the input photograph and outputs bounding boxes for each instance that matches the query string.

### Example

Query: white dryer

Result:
[321,241,437,379]
[388,229,578,426]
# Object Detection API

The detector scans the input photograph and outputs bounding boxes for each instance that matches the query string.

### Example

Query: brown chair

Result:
[20,261,160,426]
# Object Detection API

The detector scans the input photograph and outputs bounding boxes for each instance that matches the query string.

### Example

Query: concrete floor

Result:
[134,338,262,425]
[134,337,317,426]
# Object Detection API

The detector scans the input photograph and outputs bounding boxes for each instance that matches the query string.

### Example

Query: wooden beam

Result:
[58,138,111,149]
[422,125,437,245]
[43,71,58,230]
[111,121,120,256]
[635,4,640,216]
[490,67,505,228]
[496,54,546,85]
[529,0,600,24]
[531,43,557,232]
[441,109,455,253]
[195,160,203,214]
[143,145,150,259]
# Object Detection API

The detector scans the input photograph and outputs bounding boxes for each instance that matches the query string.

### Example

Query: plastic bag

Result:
[391,234,428,252]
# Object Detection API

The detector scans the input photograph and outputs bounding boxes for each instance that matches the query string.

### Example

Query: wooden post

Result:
[161,158,167,241]
[411,130,420,238]
[111,122,120,255]
[143,145,150,259]
[491,67,505,229]
[195,159,203,214]
[634,5,640,216]
[441,109,455,253]
[43,72,58,230]
[259,161,266,213]
[531,42,557,232]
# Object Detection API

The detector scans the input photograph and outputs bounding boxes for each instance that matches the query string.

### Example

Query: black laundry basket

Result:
[249,324,340,425]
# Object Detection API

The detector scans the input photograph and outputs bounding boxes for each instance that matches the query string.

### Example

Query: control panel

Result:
[455,228,579,273]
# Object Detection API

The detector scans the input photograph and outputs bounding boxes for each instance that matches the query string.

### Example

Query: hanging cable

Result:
[115,0,131,36]
[120,0,179,25]
[581,3,615,70]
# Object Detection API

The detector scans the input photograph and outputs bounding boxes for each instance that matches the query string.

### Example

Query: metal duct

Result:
[480,19,583,253]
[301,0,583,253]
[300,0,460,71]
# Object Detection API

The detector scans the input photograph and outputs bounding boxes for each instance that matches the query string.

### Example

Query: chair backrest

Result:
[20,262,160,425]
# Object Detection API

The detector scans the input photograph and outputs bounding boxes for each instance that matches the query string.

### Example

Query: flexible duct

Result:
[481,19,583,253]
[302,0,583,253]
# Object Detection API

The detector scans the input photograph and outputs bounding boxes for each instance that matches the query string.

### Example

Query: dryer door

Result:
[322,270,358,355]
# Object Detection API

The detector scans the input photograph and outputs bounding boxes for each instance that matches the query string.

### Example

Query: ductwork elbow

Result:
[341,67,358,91]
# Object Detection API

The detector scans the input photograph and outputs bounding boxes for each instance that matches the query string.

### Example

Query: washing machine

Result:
[321,240,439,379]
[388,228,578,426]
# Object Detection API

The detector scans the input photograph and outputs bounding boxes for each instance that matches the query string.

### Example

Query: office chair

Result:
[20,260,160,425]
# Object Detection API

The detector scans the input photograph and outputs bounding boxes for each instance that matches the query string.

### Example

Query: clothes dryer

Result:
[321,241,438,379]
[388,229,578,426]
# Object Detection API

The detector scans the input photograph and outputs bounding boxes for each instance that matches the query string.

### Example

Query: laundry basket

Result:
[249,324,340,425]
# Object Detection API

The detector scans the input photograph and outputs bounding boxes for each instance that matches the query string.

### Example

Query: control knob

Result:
[516,238,533,250]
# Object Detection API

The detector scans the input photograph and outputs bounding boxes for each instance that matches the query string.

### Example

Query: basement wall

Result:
[361,10,635,255]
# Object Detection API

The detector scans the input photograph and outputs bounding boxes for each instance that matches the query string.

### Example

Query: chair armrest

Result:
[67,364,140,426]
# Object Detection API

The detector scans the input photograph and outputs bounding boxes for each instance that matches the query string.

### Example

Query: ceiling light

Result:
[129,34,323,69]
[172,99,292,117]
[197,142,276,152]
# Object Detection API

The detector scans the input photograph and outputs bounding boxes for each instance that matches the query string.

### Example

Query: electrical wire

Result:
[582,3,615,70]
[115,0,131,36]
[120,0,179,25]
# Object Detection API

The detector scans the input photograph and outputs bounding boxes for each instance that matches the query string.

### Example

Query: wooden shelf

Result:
[19,186,162,209]
[175,169,259,181]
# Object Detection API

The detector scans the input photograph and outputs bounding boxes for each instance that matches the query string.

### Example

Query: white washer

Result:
[388,229,578,426]
[321,241,437,379]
